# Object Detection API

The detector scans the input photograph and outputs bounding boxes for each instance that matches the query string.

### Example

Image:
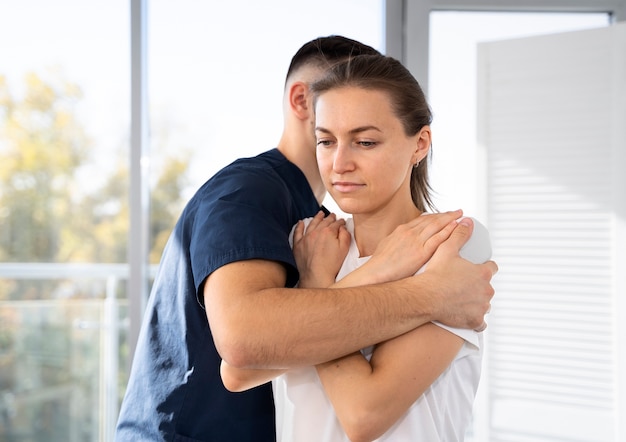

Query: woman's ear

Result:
[287,81,312,121]
[413,125,432,163]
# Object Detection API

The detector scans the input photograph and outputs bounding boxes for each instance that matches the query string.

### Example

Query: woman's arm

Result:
[316,324,464,442]
[315,217,492,442]
[293,211,464,288]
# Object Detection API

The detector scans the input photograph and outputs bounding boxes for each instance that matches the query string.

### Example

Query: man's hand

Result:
[422,218,498,331]
[360,210,464,284]
[292,211,351,288]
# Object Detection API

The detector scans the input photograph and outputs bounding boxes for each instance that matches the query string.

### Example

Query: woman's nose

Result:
[333,143,355,173]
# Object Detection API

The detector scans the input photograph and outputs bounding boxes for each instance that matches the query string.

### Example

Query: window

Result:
[148,0,383,202]
[0,1,382,439]
[0,1,129,440]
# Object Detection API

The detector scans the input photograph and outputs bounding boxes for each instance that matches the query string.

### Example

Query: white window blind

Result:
[477,23,626,441]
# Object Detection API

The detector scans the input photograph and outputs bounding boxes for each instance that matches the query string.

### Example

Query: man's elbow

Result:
[208,305,267,369]
[214,331,257,369]
[219,362,249,393]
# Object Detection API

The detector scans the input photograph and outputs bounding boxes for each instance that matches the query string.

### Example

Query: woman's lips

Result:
[332,181,364,193]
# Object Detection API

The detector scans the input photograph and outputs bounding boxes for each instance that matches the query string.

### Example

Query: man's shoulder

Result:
[210,149,293,188]
[228,148,288,171]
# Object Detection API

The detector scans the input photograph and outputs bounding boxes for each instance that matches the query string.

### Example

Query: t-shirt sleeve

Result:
[432,216,493,351]
[433,321,481,351]
[189,165,300,298]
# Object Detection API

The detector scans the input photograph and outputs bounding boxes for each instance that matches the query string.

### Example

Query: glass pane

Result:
[0,1,129,440]
[148,0,384,226]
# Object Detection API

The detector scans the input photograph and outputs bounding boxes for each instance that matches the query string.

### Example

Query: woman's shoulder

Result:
[459,217,492,264]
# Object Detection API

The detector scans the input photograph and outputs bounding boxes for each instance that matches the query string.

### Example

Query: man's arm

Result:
[220,361,286,392]
[205,215,496,370]
[207,257,433,369]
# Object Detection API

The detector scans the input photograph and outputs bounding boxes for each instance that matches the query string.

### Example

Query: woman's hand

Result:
[292,211,351,288]
[361,210,463,283]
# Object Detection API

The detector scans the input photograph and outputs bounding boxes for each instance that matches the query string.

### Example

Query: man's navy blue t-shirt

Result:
[116,149,322,441]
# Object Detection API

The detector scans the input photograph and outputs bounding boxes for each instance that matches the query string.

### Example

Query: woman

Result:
[222,54,492,441]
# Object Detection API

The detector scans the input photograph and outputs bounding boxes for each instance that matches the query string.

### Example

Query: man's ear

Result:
[288,81,311,120]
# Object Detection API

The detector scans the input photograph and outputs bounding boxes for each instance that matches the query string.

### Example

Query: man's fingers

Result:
[485,260,499,276]
[474,321,487,333]
[473,302,492,333]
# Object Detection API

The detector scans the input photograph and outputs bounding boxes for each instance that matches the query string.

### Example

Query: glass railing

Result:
[0,263,155,442]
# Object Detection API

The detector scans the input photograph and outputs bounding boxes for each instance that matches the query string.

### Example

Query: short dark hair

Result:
[285,35,381,83]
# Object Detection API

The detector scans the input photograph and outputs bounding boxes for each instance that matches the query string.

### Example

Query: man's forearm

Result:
[207,225,496,371]
[218,277,436,369]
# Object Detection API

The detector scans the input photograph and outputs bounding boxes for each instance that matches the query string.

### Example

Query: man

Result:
[116,36,497,441]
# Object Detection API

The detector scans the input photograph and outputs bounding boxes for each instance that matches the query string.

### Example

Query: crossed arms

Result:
[206,210,496,370]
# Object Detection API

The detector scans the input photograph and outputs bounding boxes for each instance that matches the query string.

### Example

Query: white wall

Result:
[477,22,626,441]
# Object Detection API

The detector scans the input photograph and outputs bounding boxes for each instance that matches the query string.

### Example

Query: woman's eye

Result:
[316,139,333,147]
[358,141,377,148]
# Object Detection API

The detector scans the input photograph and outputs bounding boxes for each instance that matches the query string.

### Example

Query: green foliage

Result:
[0,73,87,262]
[0,72,190,298]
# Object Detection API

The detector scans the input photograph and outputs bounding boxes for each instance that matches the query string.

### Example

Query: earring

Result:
[414,159,420,169]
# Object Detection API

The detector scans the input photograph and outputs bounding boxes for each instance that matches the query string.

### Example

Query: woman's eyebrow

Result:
[349,125,382,134]
[315,125,382,134]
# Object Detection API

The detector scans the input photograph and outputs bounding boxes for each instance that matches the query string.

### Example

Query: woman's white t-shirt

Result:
[274,217,492,441]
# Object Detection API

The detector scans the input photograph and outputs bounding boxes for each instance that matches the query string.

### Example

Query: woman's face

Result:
[315,86,422,216]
